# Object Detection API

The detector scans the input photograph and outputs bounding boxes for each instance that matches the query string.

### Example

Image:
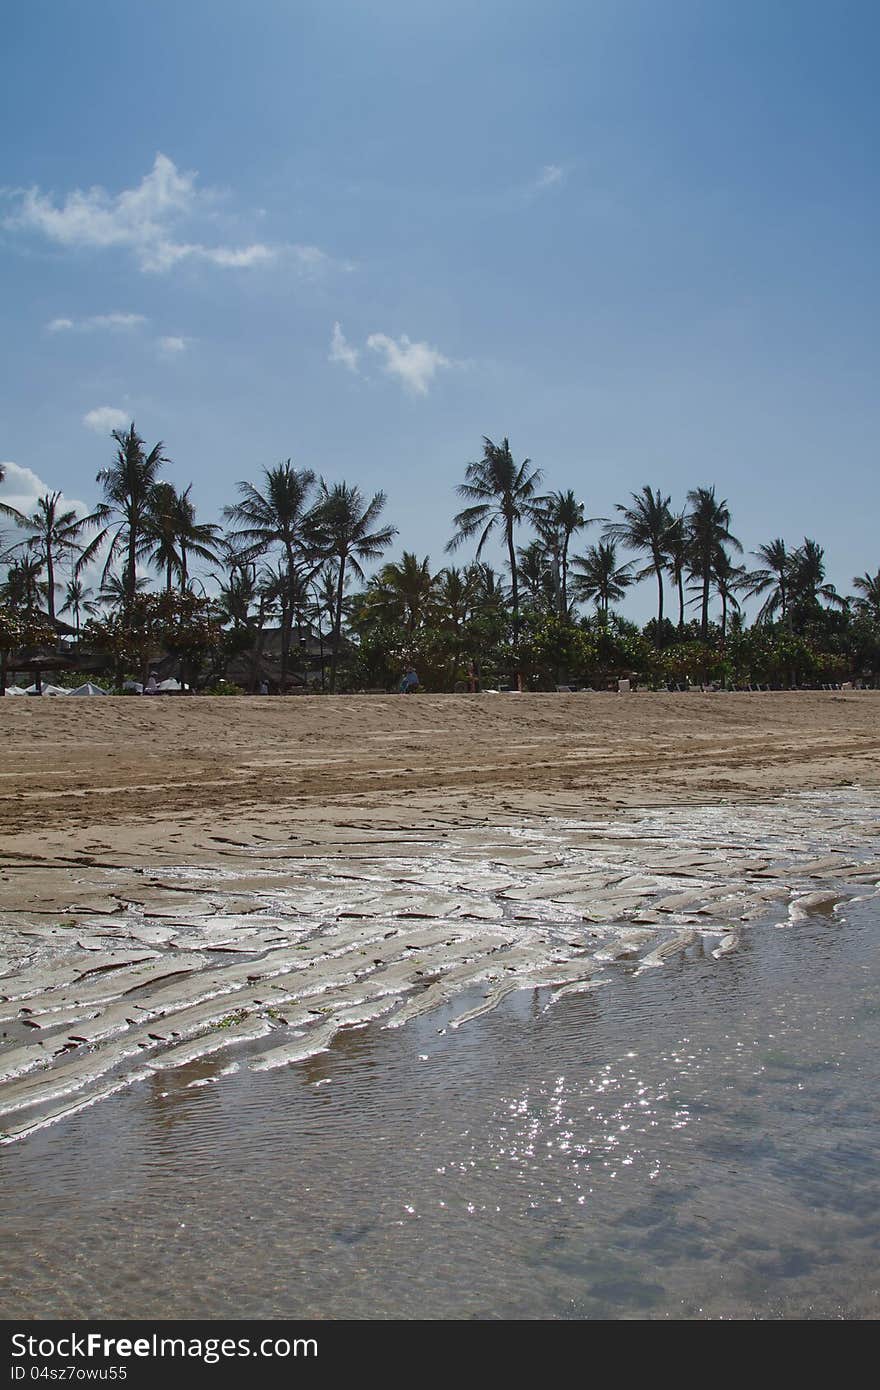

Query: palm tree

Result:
[144,483,220,592]
[686,487,741,641]
[852,569,880,621]
[516,540,555,609]
[60,578,98,639]
[1,556,48,617]
[306,482,397,691]
[90,424,169,612]
[664,512,689,632]
[97,570,150,611]
[368,552,434,633]
[571,541,633,619]
[431,565,477,635]
[603,486,673,634]
[788,539,845,623]
[224,462,316,690]
[532,489,589,616]
[6,491,102,622]
[711,547,748,642]
[447,436,543,647]
[746,539,792,625]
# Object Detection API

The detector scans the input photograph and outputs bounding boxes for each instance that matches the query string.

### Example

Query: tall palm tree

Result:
[306,482,397,691]
[532,489,589,616]
[788,539,845,621]
[145,483,220,592]
[571,541,633,619]
[686,487,741,641]
[664,512,689,632]
[852,569,880,621]
[603,486,673,634]
[746,539,792,625]
[447,436,543,647]
[6,491,102,622]
[90,424,169,613]
[224,462,316,690]
[711,546,748,642]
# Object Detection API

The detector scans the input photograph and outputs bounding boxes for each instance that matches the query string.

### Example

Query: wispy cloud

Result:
[329,322,359,373]
[535,163,565,190]
[6,153,330,275]
[158,335,189,356]
[83,406,129,434]
[48,311,147,333]
[366,333,453,396]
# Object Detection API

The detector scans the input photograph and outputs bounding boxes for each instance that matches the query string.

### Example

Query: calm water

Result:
[1,896,878,1320]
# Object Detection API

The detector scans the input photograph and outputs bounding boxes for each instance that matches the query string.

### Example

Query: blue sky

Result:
[2,0,878,621]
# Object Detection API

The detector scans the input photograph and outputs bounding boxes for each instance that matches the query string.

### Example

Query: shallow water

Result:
[1,889,878,1320]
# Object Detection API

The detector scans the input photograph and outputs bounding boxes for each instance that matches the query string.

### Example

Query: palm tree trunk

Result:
[126,532,137,614]
[561,540,569,618]
[701,565,710,641]
[46,544,56,623]
[654,559,664,634]
[330,557,346,693]
[677,572,685,631]
[506,523,522,689]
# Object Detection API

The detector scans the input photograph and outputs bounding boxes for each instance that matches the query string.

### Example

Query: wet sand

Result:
[1,692,879,1146]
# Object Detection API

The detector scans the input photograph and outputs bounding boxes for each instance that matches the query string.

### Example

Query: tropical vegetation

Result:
[1,423,878,694]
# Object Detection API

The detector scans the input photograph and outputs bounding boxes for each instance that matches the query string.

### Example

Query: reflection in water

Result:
[1,897,878,1320]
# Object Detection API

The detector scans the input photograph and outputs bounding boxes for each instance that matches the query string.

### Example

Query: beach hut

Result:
[69,682,108,696]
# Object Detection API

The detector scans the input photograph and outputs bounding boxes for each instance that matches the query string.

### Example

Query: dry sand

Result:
[3,689,879,847]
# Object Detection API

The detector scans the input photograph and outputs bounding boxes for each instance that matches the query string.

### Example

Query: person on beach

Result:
[399,666,419,694]
[145,672,158,694]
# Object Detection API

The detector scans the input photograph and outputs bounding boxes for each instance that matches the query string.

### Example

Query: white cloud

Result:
[535,163,565,189]
[366,332,452,396]
[0,460,91,524]
[329,322,359,373]
[158,335,189,355]
[83,406,129,434]
[6,153,305,275]
[47,311,147,333]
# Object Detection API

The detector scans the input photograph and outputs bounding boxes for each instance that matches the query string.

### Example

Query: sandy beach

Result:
[1,689,879,1144]
[3,689,879,858]
[2,691,880,1317]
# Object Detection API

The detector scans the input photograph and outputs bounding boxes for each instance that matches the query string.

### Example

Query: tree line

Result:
[1,430,879,692]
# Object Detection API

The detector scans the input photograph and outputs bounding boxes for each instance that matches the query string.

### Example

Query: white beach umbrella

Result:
[2,685,28,696]
[69,682,108,696]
